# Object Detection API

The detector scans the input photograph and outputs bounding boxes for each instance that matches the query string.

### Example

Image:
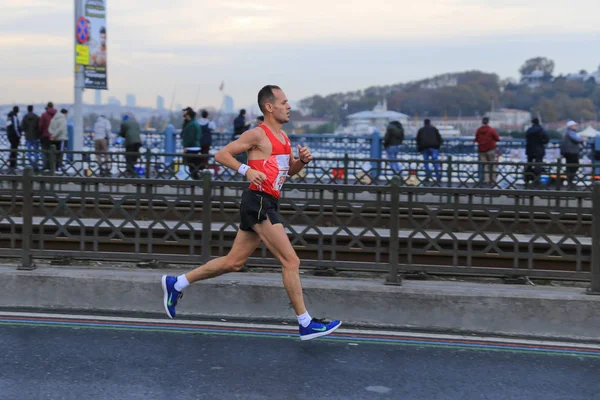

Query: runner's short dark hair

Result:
[258,85,281,113]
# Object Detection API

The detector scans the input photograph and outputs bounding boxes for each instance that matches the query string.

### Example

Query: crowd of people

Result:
[383,117,593,188]
[4,104,594,187]
[5,103,69,172]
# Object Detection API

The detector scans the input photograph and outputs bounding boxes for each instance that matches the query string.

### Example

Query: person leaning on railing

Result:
[181,107,202,180]
[93,115,112,176]
[525,118,549,186]
[48,109,69,172]
[474,117,500,186]
[383,120,404,174]
[119,114,142,177]
[560,121,586,189]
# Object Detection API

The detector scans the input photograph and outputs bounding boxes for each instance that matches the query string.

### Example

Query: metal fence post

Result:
[588,184,600,294]
[386,177,401,285]
[343,153,349,186]
[446,155,453,188]
[18,167,35,270]
[145,148,152,179]
[555,158,562,191]
[201,170,212,264]
[49,145,57,176]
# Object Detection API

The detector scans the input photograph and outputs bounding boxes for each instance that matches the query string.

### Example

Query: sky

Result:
[1,0,600,112]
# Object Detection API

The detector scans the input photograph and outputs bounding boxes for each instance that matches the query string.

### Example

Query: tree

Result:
[519,57,555,78]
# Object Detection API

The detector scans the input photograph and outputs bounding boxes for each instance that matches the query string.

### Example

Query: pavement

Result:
[2,265,600,342]
[1,312,599,400]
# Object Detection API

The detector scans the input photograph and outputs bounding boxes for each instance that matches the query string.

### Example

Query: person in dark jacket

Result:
[383,120,404,173]
[416,119,443,181]
[181,107,202,179]
[525,118,549,185]
[232,109,250,140]
[475,117,500,185]
[119,114,142,177]
[232,109,250,164]
[6,106,22,170]
[38,102,57,170]
[21,105,41,169]
[197,109,216,171]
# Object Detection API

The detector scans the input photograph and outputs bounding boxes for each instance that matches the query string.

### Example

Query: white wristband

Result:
[238,164,250,175]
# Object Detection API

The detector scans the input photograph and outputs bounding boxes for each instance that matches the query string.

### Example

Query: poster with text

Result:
[76,0,107,89]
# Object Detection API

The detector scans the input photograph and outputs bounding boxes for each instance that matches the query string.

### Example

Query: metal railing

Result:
[1,148,599,191]
[1,127,597,158]
[1,168,598,287]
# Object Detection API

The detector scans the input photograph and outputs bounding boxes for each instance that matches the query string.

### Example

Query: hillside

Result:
[299,59,600,124]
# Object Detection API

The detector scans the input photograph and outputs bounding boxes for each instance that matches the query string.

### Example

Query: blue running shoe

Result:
[299,318,342,341]
[161,275,183,319]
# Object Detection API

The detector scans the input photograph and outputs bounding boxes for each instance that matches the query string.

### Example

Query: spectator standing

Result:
[181,107,202,179]
[48,109,69,171]
[119,115,142,177]
[232,109,250,164]
[21,105,41,169]
[197,109,217,171]
[38,102,57,170]
[6,106,22,170]
[232,109,250,140]
[93,115,112,176]
[383,120,404,174]
[474,117,500,185]
[416,119,443,181]
[524,118,549,186]
[560,120,586,189]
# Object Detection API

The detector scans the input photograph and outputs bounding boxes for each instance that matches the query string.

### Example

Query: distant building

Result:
[126,94,136,108]
[95,90,102,106]
[157,96,165,111]
[485,108,531,130]
[224,96,234,114]
[521,69,545,89]
[566,70,600,84]
[345,100,410,133]
[107,96,121,106]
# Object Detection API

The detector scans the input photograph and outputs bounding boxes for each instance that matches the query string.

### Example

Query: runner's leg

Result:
[185,229,260,283]
[251,218,306,315]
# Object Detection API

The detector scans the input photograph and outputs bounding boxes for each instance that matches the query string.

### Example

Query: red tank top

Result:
[248,125,292,199]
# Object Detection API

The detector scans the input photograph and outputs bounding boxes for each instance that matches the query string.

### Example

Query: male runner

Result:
[162,85,341,341]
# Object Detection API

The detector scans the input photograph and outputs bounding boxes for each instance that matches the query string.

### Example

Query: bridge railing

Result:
[1,127,596,159]
[0,148,598,191]
[2,168,599,288]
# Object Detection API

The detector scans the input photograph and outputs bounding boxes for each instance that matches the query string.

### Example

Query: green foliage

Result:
[519,57,555,78]
[298,58,600,124]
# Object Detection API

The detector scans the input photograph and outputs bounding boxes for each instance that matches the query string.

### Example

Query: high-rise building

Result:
[107,96,121,106]
[126,94,136,108]
[157,96,165,110]
[224,96,234,114]
[95,90,102,106]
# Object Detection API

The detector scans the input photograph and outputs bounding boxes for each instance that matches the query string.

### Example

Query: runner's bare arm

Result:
[215,128,262,170]
[288,144,312,176]
[215,128,267,185]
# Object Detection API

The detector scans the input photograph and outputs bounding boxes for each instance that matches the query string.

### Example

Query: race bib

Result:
[273,154,290,192]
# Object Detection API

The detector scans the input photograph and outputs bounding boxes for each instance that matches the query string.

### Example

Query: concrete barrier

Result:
[1,266,599,342]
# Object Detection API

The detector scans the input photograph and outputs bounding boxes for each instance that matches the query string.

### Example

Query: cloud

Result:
[1,0,599,108]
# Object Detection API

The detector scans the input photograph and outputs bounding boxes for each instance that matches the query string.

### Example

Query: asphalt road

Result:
[1,314,599,400]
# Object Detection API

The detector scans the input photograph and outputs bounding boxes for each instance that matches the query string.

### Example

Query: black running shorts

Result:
[239,190,283,232]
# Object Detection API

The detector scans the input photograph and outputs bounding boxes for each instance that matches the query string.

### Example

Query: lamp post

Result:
[73,0,84,154]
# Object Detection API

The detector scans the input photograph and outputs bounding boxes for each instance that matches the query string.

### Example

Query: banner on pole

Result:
[76,0,107,89]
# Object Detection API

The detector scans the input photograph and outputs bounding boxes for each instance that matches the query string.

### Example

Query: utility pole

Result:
[73,0,84,153]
